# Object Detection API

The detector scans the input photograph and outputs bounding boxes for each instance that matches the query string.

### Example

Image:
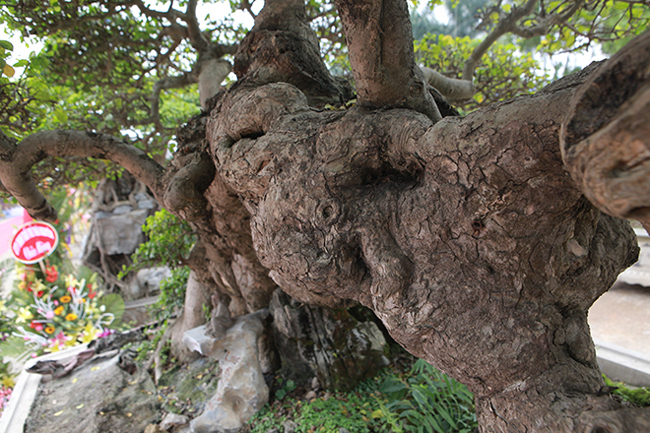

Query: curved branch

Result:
[421,66,476,102]
[462,0,539,81]
[0,130,164,221]
[334,0,441,121]
[510,0,584,39]
[134,0,184,21]
[184,0,208,52]
[149,72,197,128]
[561,29,650,232]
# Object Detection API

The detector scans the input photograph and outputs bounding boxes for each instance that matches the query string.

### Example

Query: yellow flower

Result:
[45,326,55,334]
[1,376,15,389]
[60,295,72,303]
[33,279,46,293]
[65,313,78,321]
[46,343,60,353]
[80,323,98,344]
[64,274,79,289]
[17,307,34,323]
[54,306,65,316]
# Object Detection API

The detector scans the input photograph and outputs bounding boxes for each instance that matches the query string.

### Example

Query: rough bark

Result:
[334,0,441,120]
[3,1,650,430]
[205,20,650,430]
[562,29,650,233]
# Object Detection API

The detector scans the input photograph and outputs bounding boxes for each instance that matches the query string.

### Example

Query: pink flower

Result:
[34,323,43,332]
[45,311,55,319]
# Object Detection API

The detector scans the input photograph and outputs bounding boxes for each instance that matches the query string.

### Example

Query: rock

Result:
[304,390,317,401]
[145,425,166,433]
[138,199,157,210]
[311,376,320,391]
[93,211,112,220]
[127,267,172,299]
[185,309,270,433]
[265,429,280,433]
[134,192,151,202]
[269,289,390,391]
[112,204,133,214]
[23,353,159,433]
[160,413,190,431]
[86,209,150,256]
[282,420,298,433]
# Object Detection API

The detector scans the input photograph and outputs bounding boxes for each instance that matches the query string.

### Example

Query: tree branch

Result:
[510,0,584,39]
[149,72,197,129]
[184,0,208,52]
[462,0,539,81]
[334,0,441,121]
[421,67,476,102]
[133,0,184,21]
[561,29,650,232]
[0,130,164,221]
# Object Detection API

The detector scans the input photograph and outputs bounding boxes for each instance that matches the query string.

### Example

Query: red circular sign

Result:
[10,221,59,264]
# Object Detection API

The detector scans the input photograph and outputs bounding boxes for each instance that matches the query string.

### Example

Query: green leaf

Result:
[98,293,125,326]
[54,107,69,123]
[3,64,15,77]
[437,406,458,430]
[0,40,13,51]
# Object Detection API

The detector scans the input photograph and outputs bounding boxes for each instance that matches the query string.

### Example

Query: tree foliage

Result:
[416,33,551,111]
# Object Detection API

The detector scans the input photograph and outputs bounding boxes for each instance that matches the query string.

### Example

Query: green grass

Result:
[604,375,650,407]
[247,359,477,433]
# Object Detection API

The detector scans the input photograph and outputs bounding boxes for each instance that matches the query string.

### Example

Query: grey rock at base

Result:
[134,192,151,202]
[138,199,157,210]
[160,412,190,431]
[23,353,159,433]
[93,211,112,220]
[86,208,150,256]
[269,289,389,391]
[112,204,133,215]
[127,267,172,299]
[185,309,270,433]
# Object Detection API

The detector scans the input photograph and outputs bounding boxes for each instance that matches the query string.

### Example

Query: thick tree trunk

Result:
[202,8,650,427]
[3,0,650,430]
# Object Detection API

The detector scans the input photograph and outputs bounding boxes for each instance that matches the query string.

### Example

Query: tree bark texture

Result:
[3,0,650,430]
[204,17,650,431]
[562,29,650,234]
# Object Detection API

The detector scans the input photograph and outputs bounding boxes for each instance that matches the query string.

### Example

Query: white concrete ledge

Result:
[594,338,650,387]
[0,345,88,433]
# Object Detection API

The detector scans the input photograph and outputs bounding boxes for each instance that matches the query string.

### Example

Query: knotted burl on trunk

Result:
[205,56,648,430]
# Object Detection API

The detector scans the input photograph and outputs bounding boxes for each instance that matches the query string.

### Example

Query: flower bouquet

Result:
[10,262,124,355]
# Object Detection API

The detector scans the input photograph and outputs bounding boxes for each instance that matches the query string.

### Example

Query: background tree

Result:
[419,0,650,104]
[1,0,650,431]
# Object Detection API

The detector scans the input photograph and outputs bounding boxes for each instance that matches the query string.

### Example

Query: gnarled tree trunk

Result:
[2,0,650,430]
